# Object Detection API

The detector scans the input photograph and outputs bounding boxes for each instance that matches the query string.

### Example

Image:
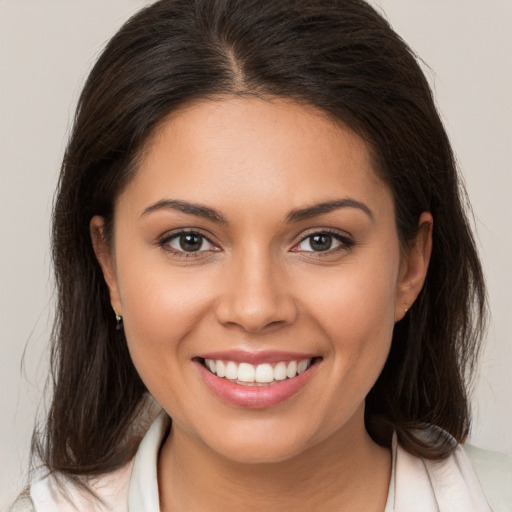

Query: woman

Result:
[9,0,512,510]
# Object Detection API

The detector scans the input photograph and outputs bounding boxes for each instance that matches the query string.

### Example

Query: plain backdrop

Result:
[1,0,511,507]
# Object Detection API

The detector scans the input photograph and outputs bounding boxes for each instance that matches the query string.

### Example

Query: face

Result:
[92,97,431,464]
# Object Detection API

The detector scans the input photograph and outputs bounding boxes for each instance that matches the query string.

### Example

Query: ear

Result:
[90,216,122,316]
[395,212,433,322]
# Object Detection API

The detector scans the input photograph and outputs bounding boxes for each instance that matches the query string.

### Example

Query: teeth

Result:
[203,358,313,384]
[216,360,226,378]
[225,361,238,380]
[274,362,287,381]
[255,363,274,383]
[297,360,309,374]
[286,360,297,378]
[238,362,255,382]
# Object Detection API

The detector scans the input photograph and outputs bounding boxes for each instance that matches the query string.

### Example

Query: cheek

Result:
[117,268,217,419]
[114,253,215,375]
[304,253,398,339]
[299,247,399,388]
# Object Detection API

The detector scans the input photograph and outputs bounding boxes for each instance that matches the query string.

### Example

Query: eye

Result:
[160,231,216,254]
[292,231,353,253]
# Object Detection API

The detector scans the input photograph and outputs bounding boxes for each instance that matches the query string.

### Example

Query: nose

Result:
[215,248,297,333]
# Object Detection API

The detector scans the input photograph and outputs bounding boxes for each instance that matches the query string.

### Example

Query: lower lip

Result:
[195,360,318,409]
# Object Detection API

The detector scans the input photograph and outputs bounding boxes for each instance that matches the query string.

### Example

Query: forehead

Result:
[121,96,392,220]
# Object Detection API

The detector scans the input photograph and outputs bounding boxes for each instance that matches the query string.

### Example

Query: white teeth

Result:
[238,362,255,382]
[286,360,297,378]
[225,361,238,380]
[203,358,313,384]
[255,363,274,383]
[274,362,287,381]
[297,360,309,374]
[216,360,226,378]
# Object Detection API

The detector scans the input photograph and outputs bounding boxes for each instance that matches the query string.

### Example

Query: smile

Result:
[195,352,321,408]
[203,358,313,386]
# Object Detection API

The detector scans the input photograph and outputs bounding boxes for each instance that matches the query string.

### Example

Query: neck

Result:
[158,412,391,512]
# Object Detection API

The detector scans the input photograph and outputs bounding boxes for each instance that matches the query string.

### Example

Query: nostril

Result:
[215,293,298,333]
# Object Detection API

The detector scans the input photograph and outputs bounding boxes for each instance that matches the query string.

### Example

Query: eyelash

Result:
[157,229,355,258]
[157,230,218,258]
[292,229,355,256]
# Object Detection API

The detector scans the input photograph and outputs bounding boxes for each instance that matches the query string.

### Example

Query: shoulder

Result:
[8,461,134,512]
[9,395,164,512]
[7,489,34,512]
[394,427,511,511]
[463,444,512,512]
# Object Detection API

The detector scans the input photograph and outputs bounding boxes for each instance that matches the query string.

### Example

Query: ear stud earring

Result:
[114,310,123,330]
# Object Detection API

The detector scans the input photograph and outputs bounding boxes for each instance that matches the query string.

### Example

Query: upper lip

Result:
[195,350,319,365]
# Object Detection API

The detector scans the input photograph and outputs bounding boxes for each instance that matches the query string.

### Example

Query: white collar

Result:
[128,411,168,511]
[392,432,491,511]
[127,412,491,512]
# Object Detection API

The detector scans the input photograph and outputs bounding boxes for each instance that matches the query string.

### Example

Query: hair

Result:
[33,0,486,483]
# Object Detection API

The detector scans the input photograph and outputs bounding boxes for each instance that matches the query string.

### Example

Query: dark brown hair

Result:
[33,0,486,480]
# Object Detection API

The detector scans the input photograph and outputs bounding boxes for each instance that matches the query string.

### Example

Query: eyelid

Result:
[291,228,355,253]
[155,227,354,256]
[157,228,220,254]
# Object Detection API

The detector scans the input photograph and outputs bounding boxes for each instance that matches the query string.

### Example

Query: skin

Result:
[91,96,432,511]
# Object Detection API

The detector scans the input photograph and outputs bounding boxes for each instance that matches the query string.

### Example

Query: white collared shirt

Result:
[17,411,510,511]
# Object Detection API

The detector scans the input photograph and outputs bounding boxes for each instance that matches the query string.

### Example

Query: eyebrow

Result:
[286,199,374,222]
[140,199,228,223]
[140,197,373,224]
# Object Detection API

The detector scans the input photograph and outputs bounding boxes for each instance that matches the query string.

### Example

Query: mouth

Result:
[194,353,322,408]
[198,357,318,386]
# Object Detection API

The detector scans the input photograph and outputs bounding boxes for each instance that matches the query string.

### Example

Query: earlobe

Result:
[395,212,433,322]
[90,216,122,315]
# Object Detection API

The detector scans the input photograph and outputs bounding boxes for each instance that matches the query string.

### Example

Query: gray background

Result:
[1,0,511,506]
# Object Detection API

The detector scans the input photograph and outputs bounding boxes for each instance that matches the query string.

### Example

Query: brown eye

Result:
[296,233,339,252]
[162,231,216,253]
[309,234,333,251]
[178,233,203,252]
[293,231,354,254]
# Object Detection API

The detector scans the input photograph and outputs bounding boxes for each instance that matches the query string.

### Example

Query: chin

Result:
[190,412,335,466]
[211,435,313,465]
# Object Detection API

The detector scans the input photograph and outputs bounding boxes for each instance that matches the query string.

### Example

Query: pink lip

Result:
[194,358,320,409]
[196,349,318,365]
